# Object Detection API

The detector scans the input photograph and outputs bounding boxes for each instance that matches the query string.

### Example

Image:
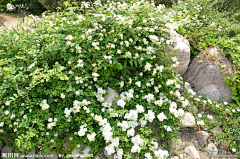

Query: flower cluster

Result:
[39,99,50,110]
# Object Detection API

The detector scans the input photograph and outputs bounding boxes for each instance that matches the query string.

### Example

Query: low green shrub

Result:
[0,1,192,157]
[0,0,239,158]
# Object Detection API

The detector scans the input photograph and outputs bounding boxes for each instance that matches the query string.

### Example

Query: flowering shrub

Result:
[0,0,239,158]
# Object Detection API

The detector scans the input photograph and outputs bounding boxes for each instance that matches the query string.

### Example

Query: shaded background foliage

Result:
[0,0,239,15]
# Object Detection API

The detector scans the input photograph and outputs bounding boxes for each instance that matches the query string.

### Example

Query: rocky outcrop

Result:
[184,47,234,103]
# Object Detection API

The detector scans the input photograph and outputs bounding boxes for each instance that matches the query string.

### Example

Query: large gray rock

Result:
[184,47,233,103]
[180,112,196,128]
[167,33,191,76]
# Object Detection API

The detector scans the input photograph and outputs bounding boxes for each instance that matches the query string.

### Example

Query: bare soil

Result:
[0,13,22,29]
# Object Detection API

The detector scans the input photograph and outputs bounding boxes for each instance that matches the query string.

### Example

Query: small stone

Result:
[170,138,195,156]
[184,146,200,159]
[209,115,223,126]
[180,112,196,127]
[104,87,119,106]
[198,151,210,159]
[72,146,91,159]
[1,145,14,158]
[103,147,114,159]
[203,143,218,157]
[219,142,230,150]
[45,154,58,159]
[195,131,210,148]
[25,150,36,159]
[211,127,223,137]
[187,105,199,114]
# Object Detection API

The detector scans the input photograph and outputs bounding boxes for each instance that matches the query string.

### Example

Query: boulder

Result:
[166,33,191,76]
[184,47,234,103]
[179,112,196,128]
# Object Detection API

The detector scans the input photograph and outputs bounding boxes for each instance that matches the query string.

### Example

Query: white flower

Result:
[92,72,100,77]
[145,110,155,122]
[145,153,152,159]
[127,128,135,137]
[143,93,155,103]
[157,112,167,121]
[197,113,202,118]
[136,104,144,113]
[5,101,10,106]
[144,62,152,71]
[135,81,141,87]
[132,135,144,145]
[60,93,65,99]
[23,115,27,119]
[4,111,9,115]
[223,102,228,105]
[117,99,126,108]
[207,114,213,119]
[65,35,73,41]
[164,125,172,132]
[182,99,189,107]
[166,79,174,85]
[232,148,236,152]
[197,120,204,125]
[87,132,96,141]
[149,35,159,43]
[154,100,163,106]
[0,122,4,127]
[117,121,129,131]
[78,125,87,136]
[139,118,147,127]
[105,144,115,155]
[119,81,124,87]
[131,144,141,153]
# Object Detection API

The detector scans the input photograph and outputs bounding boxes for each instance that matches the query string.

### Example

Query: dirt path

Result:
[0,13,22,29]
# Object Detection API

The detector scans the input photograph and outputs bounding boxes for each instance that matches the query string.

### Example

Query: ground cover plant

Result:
[0,0,239,158]
[171,0,240,154]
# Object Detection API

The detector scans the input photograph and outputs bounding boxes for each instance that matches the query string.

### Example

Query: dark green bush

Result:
[0,0,46,15]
